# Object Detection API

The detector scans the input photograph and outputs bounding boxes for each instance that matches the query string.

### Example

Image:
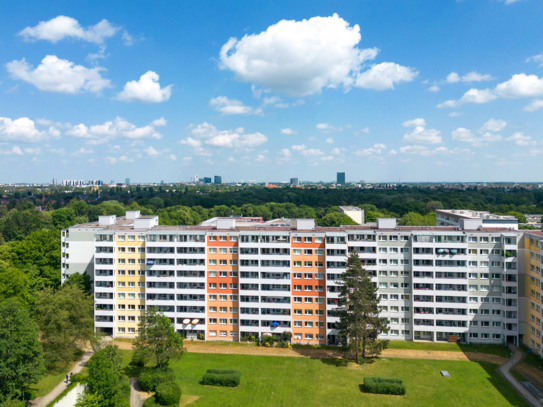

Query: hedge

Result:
[364,377,406,395]
[70,373,88,383]
[202,369,241,387]
[155,381,182,406]
[138,368,176,392]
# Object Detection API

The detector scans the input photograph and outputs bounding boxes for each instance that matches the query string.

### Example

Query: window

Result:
[294,285,302,291]
[315,249,323,255]
[209,331,217,337]
[209,283,217,289]
[118,236,125,241]
[138,235,145,241]
[209,295,217,301]
[305,334,314,340]
[294,321,302,327]
[209,248,217,254]
[315,237,323,243]
[469,273,478,279]
[294,297,302,303]
[209,259,217,265]
[209,318,217,324]
[293,237,302,243]
[304,237,312,243]
[219,283,227,289]
[118,327,125,333]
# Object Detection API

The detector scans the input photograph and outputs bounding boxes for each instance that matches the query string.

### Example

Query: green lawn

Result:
[121,350,528,407]
[386,341,512,357]
[29,364,72,399]
[519,346,543,372]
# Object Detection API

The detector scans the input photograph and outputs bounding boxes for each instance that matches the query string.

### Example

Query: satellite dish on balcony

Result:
[182,318,191,324]
[191,319,199,324]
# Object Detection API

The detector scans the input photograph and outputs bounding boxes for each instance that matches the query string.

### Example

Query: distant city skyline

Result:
[1,1,542,183]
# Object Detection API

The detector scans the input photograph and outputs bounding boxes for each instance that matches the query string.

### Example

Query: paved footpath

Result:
[30,350,93,407]
[498,345,543,407]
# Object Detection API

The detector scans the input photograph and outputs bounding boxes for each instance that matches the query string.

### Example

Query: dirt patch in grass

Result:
[180,395,200,406]
[514,363,543,394]
[112,340,507,365]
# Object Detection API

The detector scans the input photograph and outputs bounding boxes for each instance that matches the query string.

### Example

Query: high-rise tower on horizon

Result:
[337,172,345,185]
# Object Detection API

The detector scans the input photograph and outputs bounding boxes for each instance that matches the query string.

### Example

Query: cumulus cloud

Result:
[428,85,440,92]
[480,119,506,133]
[400,145,471,156]
[66,116,164,141]
[209,96,262,115]
[524,99,543,112]
[116,71,172,103]
[7,55,111,94]
[300,148,324,157]
[446,71,493,83]
[526,53,543,67]
[291,144,306,151]
[316,123,350,133]
[219,14,415,96]
[281,128,296,135]
[451,128,501,147]
[355,62,418,90]
[506,132,536,146]
[72,147,93,156]
[18,16,119,44]
[105,157,117,164]
[180,123,267,156]
[438,73,543,108]
[403,118,426,127]
[403,122,442,144]
[0,117,50,143]
[326,137,334,144]
[355,143,386,156]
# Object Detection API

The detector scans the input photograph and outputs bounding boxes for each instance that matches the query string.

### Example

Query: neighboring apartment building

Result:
[436,209,518,230]
[61,212,542,357]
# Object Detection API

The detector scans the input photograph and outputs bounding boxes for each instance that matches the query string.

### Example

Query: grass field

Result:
[121,350,528,407]
[386,341,512,357]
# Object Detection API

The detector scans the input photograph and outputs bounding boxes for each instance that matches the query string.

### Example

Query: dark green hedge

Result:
[138,368,175,392]
[202,369,241,387]
[70,373,87,383]
[364,377,406,395]
[155,381,182,406]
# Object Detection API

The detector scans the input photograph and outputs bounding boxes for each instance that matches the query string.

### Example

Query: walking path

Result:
[30,350,93,407]
[129,377,149,407]
[498,345,543,407]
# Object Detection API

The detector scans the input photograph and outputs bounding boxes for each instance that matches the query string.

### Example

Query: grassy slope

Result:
[386,341,512,357]
[121,350,528,407]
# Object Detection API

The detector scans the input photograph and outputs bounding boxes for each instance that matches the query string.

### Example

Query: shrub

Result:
[70,373,88,383]
[155,381,182,406]
[143,397,160,407]
[364,377,406,395]
[261,335,275,347]
[202,369,241,387]
[197,332,205,340]
[138,368,176,392]
[2,400,26,407]
[130,348,149,367]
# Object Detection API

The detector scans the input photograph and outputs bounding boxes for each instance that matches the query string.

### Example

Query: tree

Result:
[320,212,358,227]
[134,307,185,368]
[75,393,104,407]
[0,300,45,403]
[35,285,94,366]
[85,347,122,407]
[334,253,389,362]
[64,272,92,294]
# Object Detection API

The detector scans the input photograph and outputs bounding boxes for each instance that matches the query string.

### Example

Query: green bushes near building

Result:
[201,369,241,387]
[363,377,406,395]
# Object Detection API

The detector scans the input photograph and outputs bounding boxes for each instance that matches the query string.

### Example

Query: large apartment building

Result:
[61,211,542,356]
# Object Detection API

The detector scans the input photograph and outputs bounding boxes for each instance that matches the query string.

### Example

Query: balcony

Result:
[177,283,205,290]
[261,284,290,292]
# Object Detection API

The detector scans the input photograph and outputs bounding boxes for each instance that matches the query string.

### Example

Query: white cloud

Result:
[18,16,119,44]
[388,149,398,155]
[403,125,442,144]
[495,74,543,98]
[480,119,506,133]
[355,143,386,156]
[506,132,536,146]
[11,146,23,155]
[256,154,265,162]
[451,127,501,147]
[403,118,426,127]
[321,156,334,161]
[316,123,349,133]
[446,72,460,83]
[400,145,471,156]
[119,155,134,162]
[527,53,543,67]
[0,117,50,143]
[181,123,267,154]
[122,30,133,46]
[144,146,161,157]
[7,55,111,94]
[24,147,41,155]
[72,147,93,156]
[49,148,65,155]
[447,71,493,83]
[325,137,334,144]
[116,71,172,103]
[281,128,296,135]
[300,148,324,157]
[438,74,543,108]
[66,117,164,140]
[291,144,306,151]
[524,99,543,112]
[168,154,176,161]
[219,14,414,96]
[449,112,463,117]
[209,96,261,115]
[331,147,346,155]
[277,149,291,161]
[355,62,418,90]
[428,85,440,92]
[437,88,497,108]
[105,157,117,164]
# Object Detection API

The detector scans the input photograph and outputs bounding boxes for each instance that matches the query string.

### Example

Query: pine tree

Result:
[334,253,389,362]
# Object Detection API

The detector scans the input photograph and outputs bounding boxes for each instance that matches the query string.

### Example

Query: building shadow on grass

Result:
[476,361,529,407]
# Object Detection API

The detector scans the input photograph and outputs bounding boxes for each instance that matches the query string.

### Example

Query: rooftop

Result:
[437,209,517,221]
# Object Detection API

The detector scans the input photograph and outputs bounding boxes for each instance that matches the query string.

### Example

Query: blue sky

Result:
[1,0,542,183]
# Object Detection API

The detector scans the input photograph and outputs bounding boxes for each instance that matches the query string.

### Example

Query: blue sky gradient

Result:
[1,0,542,183]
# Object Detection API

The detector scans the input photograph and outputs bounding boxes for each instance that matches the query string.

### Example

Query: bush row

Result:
[364,377,406,395]
[202,369,241,387]
[155,382,182,406]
